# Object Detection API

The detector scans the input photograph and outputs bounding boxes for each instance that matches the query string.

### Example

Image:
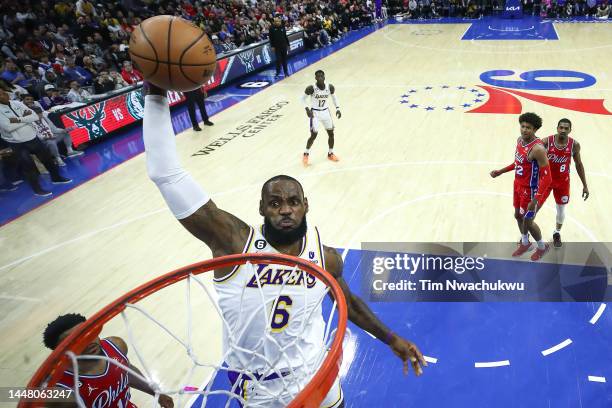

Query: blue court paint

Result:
[462,16,559,40]
[0,24,381,226]
[191,249,612,407]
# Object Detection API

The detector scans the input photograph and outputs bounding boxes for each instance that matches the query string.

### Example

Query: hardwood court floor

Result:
[1,22,611,404]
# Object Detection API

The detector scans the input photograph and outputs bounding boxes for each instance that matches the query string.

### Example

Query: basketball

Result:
[128,15,216,92]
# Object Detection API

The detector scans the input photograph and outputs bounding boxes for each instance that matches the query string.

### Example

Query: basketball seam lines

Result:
[167,17,173,89]
[138,23,160,78]
[128,52,214,66]
[179,31,207,86]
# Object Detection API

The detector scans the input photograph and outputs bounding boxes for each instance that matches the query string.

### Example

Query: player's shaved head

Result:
[43,313,86,350]
[261,175,304,199]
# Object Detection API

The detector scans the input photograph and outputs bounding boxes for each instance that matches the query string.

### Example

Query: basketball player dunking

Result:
[301,70,341,167]
[43,313,174,408]
[540,118,589,248]
[490,113,552,262]
[142,82,426,407]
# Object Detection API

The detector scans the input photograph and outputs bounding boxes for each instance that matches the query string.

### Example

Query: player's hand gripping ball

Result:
[129,15,216,91]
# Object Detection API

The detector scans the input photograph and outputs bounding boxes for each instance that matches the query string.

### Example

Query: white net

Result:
[52,259,343,408]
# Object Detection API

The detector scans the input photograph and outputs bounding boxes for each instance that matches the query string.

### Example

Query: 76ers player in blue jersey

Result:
[142,81,426,407]
[491,112,552,262]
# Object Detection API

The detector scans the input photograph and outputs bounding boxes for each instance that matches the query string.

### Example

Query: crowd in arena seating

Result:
[389,0,611,19]
[0,0,379,105]
[0,0,380,194]
[1,0,610,194]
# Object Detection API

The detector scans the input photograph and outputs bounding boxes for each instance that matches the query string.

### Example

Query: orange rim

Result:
[21,253,347,408]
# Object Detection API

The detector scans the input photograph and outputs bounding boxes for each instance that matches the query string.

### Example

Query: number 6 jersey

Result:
[213,225,328,374]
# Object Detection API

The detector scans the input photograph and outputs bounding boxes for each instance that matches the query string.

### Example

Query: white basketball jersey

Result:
[311,83,331,110]
[214,226,328,374]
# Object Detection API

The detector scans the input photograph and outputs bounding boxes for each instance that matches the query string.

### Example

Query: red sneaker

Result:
[512,242,533,257]
[327,153,340,162]
[530,244,550,262]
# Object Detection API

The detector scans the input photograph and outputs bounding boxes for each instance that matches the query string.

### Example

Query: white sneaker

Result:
[56,158,66,167]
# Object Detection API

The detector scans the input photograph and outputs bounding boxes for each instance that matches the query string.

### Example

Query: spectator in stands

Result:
[1,59,28,88]
[1,37,19,61]
[64,57,92,86]
[109,70,129,89]
[37,55,54,77]
[120,61,143,85]
[586,0,597,15]
[94,71,116,94]
[409,0,419,16]
[22,94,83,166]
[81,56,98,80]
[596,1,610,18]
[54,25,71,45]
[0,89,71,196]
[221,36,238,52]
[22,64,45,97]
[39,85,71,110]
[76,0,98,18]
[67,80,91,103]
[0,78,28,100]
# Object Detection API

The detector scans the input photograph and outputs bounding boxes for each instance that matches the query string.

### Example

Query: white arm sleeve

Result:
[143,95,210,219]
[301,93,310,108]
[331,93,339,109]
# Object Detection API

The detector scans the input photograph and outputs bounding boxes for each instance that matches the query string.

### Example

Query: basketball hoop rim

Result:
[21,253,347,408]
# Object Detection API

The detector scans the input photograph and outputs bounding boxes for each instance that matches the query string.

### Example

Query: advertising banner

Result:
[61,30,305,147]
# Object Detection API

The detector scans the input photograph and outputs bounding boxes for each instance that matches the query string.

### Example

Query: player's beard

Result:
[264,216,307,246]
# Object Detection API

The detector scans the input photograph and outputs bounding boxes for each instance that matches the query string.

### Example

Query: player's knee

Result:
[514,210,522,221]
[556,204,566,224]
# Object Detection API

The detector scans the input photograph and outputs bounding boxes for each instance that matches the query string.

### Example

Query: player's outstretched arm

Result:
[108,337,174,408]
[572,141,589,200]
[490,163,515,178]
[142,83,250,256]
[301,86,314,118]
[323,246,427,376]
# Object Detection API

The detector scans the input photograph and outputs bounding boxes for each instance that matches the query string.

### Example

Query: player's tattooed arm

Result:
[180,202,251,257]
[323,246,426,376]
[572,141,589,200]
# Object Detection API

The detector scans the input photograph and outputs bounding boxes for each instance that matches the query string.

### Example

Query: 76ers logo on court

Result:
[399,69,612,115]
[470,69,612,115]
